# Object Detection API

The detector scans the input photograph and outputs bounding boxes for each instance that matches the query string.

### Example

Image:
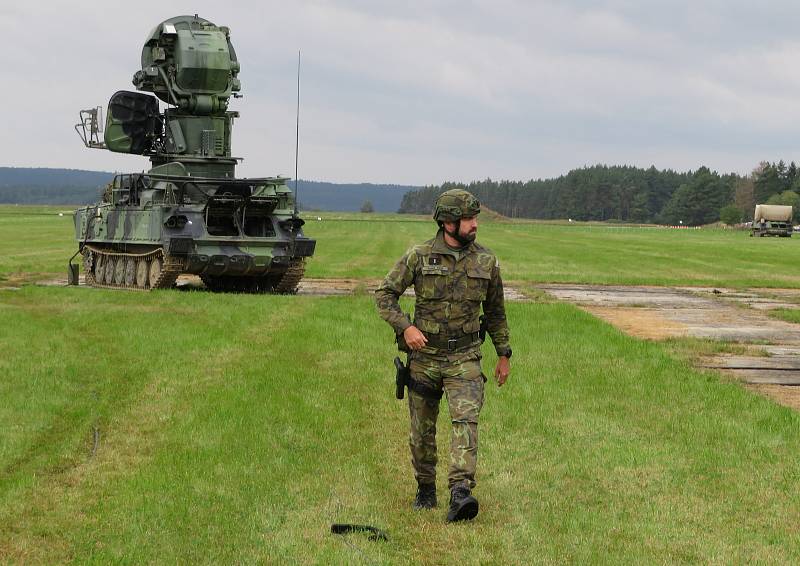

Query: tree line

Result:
[399,162,800,226]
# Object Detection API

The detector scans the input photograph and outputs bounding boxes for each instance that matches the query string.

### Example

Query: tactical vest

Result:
[412,243,496,350]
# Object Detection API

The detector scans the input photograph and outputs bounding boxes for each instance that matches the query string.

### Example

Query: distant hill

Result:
[0,168,419,211]
[294,180,416,212]
[0,168,114,205]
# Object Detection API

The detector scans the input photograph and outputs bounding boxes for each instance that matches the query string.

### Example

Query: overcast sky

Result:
[2,1,800,185]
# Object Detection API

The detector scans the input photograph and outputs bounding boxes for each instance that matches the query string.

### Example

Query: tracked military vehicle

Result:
[71,15,315,292]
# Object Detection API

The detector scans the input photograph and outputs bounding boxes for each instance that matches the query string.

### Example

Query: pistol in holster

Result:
[392,356,444,401]
[394,356,410,400]
[391,312,444,401]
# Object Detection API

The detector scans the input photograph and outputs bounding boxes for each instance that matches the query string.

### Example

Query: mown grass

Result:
[4,206,800,288]
[304,214,800,287]
[769,308,800,324]
[0,207,76,284]
[1,288,800,563]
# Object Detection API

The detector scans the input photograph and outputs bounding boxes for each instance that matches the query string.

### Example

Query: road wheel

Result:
[94,254,105,281]
[104,257,116,285]
[135,259,149,288]
[114,257,126,285]
[148,257,163,288]
[82,250,93,274]
[124,258,136,286]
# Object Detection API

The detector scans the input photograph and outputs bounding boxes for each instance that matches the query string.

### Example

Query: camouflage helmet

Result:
[433,189,481,223]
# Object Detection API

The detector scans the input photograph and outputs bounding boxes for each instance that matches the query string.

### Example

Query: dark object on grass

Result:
[330,523,388,542]
[67,257,79,286]
[446,485,479,523]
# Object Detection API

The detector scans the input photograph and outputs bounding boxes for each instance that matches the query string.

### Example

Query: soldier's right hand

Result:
[403,325,428,350]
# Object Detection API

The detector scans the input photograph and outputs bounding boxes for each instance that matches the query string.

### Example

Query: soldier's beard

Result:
[445,222,477,247]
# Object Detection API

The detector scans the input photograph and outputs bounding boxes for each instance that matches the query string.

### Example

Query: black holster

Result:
[393,356,443,401]
[392,312,444,401]
[394,356,409,400]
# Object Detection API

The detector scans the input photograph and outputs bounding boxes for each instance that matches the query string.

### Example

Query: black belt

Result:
[421,331,481,351]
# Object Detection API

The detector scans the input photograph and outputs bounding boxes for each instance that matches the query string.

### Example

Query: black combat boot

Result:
[413,483,437,510]
[446,484,479,522]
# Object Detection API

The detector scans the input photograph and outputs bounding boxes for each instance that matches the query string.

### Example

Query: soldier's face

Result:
[444,216,478,242]
[460,216,478,239]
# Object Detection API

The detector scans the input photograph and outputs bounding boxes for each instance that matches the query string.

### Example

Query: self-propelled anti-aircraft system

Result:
[72,15,315,292]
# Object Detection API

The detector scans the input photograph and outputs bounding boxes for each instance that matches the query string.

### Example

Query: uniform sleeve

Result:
[483,258,511,356]
[375,249,417,334]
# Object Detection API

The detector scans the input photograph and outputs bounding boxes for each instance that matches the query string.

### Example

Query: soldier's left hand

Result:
[495,356,510,386]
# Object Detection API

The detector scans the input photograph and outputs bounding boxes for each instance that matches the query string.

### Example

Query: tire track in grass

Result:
[245,296,398,562]
[0,292,305,563]
[73,296,316,563]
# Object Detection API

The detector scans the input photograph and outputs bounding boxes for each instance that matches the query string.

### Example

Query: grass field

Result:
[3,205,800,288]
[3,206,800,563]
[2,289,800,563]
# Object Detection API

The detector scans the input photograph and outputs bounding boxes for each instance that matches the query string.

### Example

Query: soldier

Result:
[375,189,512,523]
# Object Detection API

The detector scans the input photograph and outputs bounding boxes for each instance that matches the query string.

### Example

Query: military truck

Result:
[751,204,793,237]
[71,15,315,292]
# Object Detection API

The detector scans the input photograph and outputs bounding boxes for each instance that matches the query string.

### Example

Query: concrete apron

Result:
[538,284,800,411]
[40,275,530,302]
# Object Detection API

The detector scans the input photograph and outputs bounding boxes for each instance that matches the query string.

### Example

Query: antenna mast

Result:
[294,50,301,216]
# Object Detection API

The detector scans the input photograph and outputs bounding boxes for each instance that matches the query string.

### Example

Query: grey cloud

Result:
[1,0,799,184]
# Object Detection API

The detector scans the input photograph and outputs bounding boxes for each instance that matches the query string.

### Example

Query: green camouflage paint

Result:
[72,15,315,291]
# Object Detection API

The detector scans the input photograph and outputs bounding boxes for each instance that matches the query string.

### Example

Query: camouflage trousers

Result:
[407,350,485,489]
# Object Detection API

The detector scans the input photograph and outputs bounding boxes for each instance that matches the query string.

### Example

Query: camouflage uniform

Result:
[375,229,510,489]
